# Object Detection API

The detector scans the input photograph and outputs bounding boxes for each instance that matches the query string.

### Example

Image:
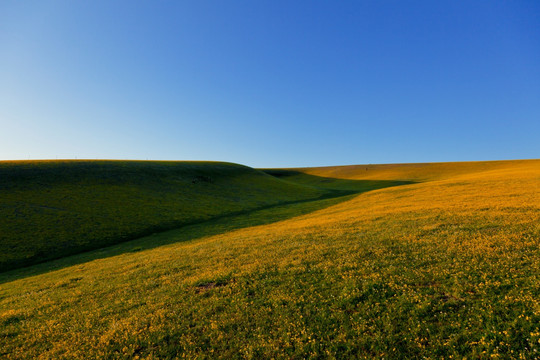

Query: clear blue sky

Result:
[1,1,539,167]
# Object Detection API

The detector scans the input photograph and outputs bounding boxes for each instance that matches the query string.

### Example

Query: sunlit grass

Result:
[0,159,538,358]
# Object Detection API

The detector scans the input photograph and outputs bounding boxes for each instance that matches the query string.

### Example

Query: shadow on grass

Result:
[262,169,414,193]
[0,175,416,284]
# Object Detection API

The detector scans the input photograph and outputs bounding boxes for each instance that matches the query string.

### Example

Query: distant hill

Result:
[289,159,537,182]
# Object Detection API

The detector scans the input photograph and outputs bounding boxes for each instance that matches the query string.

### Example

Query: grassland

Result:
[0,159,539,359]
[0,160,339,272]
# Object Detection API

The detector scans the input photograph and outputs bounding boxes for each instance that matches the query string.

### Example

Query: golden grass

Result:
[293,159,538,181]
[0,159,539,358]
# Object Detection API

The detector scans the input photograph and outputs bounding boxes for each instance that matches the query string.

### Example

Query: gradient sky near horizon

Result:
[1,1,539,168]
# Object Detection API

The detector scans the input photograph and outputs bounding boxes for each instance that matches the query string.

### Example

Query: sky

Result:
[1,1,539,168]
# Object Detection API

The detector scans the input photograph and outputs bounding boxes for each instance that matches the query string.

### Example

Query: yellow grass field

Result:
[1,159,539,359]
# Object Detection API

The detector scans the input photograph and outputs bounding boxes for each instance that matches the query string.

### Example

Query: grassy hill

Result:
[0,159,539,358]
[0,160,334,272]
[262,168,414,192]
[291,159,537,182]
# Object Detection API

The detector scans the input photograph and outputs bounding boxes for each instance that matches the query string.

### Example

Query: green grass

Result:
[0,193,357,285]
[0,159,538,359]
[0,160,415,273]
[262,169,415,192]
[0,160,333,272]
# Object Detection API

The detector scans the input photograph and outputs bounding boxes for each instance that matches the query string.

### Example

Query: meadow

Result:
[0,159,539,359]
[0,160,343,272]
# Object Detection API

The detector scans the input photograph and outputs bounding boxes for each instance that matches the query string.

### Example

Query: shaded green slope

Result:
[0,160,328,272]
[262,169,415,192]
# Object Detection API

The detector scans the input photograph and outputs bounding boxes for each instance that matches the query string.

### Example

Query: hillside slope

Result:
[0,159,538,358]
[0,160,330,271]
[290,159,537,182]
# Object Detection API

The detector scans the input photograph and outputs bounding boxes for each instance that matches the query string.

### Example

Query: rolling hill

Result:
[0,159,538,358]
[0,160,330,272]
[0,160,409,272]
